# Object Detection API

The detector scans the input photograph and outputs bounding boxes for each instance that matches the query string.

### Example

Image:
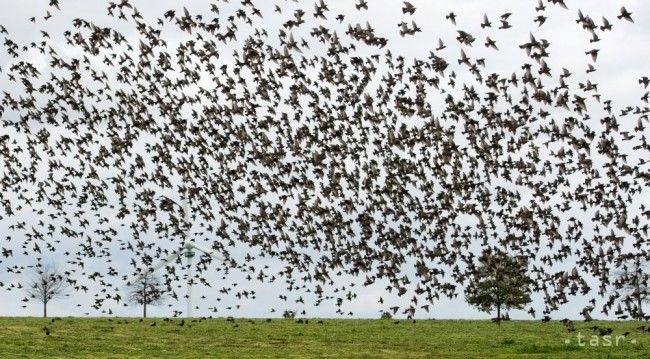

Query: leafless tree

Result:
[128,272,166,318]
[612,255,649,320]
[25,264,68,318]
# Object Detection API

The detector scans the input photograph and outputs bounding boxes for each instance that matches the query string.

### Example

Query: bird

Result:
[435,38,446,51]
[617,7,633,23]
[499,12,512,29]
[534,15,547,27]
[402,2,416,15]
[484,37,498,50]
[480,14,491,28]
[446,12,457,25]
[585,49,599,62]
[600,17,613,31]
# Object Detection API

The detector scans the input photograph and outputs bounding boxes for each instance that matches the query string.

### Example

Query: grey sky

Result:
[0,0,648,319]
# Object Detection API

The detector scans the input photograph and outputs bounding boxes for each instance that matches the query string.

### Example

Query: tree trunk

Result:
[496,304,501,327]
[43,300,47,318]
[495,289,502,327]
[637,284,644,320]
[635,259,644,320]
[143,277,147,318]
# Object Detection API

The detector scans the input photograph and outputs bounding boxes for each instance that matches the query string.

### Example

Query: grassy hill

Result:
[0,317,648,358]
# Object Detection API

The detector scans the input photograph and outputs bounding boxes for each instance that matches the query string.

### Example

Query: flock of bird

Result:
[0,0,648,321]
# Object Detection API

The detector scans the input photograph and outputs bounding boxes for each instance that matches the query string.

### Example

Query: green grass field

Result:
[0,317,648,358]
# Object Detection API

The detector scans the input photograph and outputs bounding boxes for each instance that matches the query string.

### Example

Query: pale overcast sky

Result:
[0,0,648,319]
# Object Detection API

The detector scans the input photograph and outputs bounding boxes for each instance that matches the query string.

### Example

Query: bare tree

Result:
[25,264,68,318]
[612,255,649,320]
[128,272,166,318]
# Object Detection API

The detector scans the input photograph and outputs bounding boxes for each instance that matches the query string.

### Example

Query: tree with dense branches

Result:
[465,250,532,326]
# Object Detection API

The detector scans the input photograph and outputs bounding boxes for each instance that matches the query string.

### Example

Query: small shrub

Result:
[283,310,296,319]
